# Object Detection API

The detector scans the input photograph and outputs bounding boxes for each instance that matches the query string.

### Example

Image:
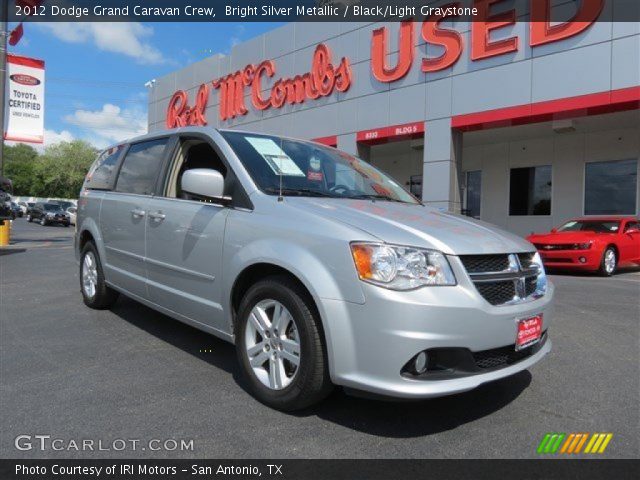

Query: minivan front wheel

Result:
[236,276,332,411]
[80,242,119,309]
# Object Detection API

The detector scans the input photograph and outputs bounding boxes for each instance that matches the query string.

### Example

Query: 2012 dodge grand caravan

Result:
[75,128,553,411]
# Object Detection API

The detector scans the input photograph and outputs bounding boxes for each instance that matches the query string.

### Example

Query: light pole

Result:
[0,0,8,177]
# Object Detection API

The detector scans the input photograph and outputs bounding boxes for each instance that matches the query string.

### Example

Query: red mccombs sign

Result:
[166,0,604,128]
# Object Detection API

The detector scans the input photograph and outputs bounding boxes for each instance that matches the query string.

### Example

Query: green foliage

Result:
[3,141,98,199]
[4,144,38,196]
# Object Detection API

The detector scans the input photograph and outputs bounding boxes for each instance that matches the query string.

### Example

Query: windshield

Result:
[43,204,63,212]
[558,220,620,233]
[220,131,418,204]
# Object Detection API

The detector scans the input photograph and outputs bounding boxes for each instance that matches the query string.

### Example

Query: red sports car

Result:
[527,216,640,276]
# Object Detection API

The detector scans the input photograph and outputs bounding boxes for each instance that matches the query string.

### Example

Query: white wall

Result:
[462,119,640,237]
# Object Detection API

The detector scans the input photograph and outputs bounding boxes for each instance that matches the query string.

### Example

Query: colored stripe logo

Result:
[538,433,613,454]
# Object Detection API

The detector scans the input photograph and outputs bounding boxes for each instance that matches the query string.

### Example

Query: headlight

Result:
[350,242,456,290]
[531,252,548,295]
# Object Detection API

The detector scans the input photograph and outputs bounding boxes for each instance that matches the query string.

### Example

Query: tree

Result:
[3,143,38,196]
[32,140,97,198]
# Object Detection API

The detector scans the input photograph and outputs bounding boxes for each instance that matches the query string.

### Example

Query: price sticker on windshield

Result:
[246,137,305,177]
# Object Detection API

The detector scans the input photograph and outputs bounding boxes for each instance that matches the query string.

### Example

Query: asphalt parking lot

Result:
[1,219,638,459]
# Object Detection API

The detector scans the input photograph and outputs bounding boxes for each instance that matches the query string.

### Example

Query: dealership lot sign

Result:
[4,54,45,143]
[165,0,603,128]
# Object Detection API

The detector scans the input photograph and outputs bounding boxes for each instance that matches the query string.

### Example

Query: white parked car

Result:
[66,206,77,225]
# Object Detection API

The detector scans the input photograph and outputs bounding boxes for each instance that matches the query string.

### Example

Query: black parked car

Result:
[10,202,23,219]
[27,202,70,226]
[0,177,12,222]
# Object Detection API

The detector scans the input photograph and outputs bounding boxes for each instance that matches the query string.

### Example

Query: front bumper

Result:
[538,248,600,270]
[318,258,554,399]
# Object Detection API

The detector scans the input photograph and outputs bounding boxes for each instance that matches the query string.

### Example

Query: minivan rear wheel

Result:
[236,275,332,411]
[80,242,119,309]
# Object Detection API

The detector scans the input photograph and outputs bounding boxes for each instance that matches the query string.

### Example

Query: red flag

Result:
[9,23,24,46]
[16,0,44,8]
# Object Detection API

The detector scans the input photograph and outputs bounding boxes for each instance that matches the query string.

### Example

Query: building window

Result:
[585,159,638,215]
[464,170,481,218]
[509,165,552,216]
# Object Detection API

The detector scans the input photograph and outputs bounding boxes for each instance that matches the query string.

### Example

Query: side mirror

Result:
[181,168,229,202]
[550,228,557,233]
[626,228,640,235]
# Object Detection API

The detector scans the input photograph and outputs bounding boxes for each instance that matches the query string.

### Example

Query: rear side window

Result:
[115,138,168,195]
[84,147,123,190]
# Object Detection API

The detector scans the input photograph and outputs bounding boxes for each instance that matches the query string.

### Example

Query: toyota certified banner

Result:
[4,54,45,144]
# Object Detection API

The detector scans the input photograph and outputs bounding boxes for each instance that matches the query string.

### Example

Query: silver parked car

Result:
[75,128,553,411]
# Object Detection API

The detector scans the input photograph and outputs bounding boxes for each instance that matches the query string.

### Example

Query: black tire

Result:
[26,214,32,222]
[236,275,332,411]
[598,246,617,277]
[80,242,119,309]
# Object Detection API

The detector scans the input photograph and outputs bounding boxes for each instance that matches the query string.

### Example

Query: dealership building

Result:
[147,6,640,236]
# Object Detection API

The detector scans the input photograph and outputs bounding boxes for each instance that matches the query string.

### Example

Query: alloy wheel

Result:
[244,299,301,390]
[604,249,616,274]
[82,251,98,299]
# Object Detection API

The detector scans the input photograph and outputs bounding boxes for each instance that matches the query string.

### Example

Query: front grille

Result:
[534,243,570,251]
[518,252,535,269]
[525,276,538,296]
[460,254,509,273]
[460,253,542,306]
[476,280,516,305]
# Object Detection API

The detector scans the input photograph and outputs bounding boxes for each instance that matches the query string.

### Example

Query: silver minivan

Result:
[75,128,553,410]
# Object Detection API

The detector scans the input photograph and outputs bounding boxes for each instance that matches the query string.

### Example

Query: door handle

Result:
[130,208,146,218]
[148,211,166,222]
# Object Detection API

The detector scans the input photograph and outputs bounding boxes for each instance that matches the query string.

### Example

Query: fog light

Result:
[414,352,428,374]
[579,257,587,263]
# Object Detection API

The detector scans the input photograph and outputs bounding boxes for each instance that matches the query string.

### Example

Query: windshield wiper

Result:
[264,187,336,198]
[347,194,407,203]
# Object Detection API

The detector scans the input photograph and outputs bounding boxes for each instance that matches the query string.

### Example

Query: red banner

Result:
[357,121,425,145]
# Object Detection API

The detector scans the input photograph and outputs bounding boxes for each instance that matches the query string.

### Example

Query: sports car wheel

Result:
[599,247,617,276]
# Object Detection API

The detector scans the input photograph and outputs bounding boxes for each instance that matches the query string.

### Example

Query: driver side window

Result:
[625,221,639,232]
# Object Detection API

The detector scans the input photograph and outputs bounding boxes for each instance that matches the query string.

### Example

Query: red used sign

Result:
[372,0,604,80]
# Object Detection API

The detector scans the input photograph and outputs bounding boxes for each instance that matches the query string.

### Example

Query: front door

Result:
[620,220,640,264]
[144,137,232,331]
[145,197,229,331]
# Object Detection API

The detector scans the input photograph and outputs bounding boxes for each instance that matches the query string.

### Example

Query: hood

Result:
[284,198,534,255]
[527,231,611,243]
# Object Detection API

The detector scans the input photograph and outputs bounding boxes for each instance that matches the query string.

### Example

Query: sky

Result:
[7,21,283,150]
